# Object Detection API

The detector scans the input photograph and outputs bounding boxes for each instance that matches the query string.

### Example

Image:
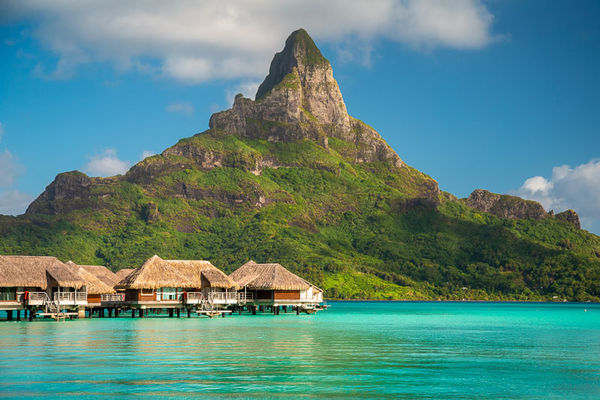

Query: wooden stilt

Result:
[29,309,33,321]
[187,308,191,318]
[115,309,119,318]
[252,306,257,315]
[140,309,144,318]
[169,309,174,318]
[176,309,180,318]
[239,307,243,315]
[16,310,21,321]
[131,309,136,318]
[296,306,300,315]
[7,310,13,321]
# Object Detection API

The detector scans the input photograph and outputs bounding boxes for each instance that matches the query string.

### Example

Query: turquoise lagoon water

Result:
[0,301,599,399]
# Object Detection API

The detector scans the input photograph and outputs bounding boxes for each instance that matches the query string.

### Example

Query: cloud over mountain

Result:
[2,0,498,82]
[513,159,600,230]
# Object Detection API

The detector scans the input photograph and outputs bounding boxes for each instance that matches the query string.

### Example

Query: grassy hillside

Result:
[1,130,599,301]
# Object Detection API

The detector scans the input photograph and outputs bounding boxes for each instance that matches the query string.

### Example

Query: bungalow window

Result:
[0,287,16,301]
[141,288,153,296]
[160,287,177,300]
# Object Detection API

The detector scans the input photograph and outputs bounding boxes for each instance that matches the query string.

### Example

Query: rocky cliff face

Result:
[556,209,581,229]
[209,29,403,168]
[465,189,581,229]
[465,189,548,220]
[26,171,92,215]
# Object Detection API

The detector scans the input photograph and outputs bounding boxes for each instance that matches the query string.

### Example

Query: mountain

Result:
[2,29,599,301]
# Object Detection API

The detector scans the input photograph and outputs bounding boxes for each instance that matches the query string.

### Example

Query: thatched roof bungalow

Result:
[0,255,86,304]
[229,261,323,304]
[115,255,236,304]
[65,261,115,304]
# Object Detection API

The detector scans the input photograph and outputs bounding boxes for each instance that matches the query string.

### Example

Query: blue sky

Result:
[0,0,599,233]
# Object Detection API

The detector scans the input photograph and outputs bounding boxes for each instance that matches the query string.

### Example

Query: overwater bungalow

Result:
[65,261,117,307]
[114,255,238,315]
[0,255,87,319]
[229,261,324,313]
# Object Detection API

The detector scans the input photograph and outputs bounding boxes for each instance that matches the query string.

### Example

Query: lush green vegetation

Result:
[1,130,599,301]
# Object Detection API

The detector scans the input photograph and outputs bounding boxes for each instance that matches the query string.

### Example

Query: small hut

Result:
[115,255,196,304]
[229,261,323,306]
[165,260,238,304]
[65,261,116,305]
[115,255,238,306]
[0,255,86,310]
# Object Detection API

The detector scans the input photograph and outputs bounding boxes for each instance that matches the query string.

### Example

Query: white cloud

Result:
[0,150,24,187]
[3,0,498,83]
[513,159,600,230]
[84,148,130,177]
[141,150,156,160]
[166,102,195,116]
[0,190,33,216]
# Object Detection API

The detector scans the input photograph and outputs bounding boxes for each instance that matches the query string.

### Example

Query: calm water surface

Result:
[0,302,599,399]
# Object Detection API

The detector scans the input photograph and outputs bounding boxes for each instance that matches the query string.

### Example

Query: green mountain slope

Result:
[1,29,599,301]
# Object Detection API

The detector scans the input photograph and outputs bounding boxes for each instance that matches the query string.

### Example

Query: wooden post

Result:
[238,307,242,315]
[29,309,33,321]
[115,309,119,318]
[176,308,180,318]
[16,310,21,321]
[169,309,174,318]
[252,306,257,315]
[108,308,113,318]
[296,306,300,315]
[131,308,136,318]
[7,310,13,321]
[187,308,191,318]
[140,308,144,318]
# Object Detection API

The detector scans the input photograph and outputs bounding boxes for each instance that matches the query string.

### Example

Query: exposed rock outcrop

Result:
[465,189,548,220]
[209,29,403,168]
[26,171,92,215]
[555,209,581,229]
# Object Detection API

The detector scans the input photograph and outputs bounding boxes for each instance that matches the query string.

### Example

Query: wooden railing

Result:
[237,292,254,302]
[54,292,87,303]
[101,293,125,302]
[186,292,205,301]
[208,291,238,302]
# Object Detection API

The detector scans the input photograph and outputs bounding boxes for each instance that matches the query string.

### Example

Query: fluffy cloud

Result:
[2,0,498,82]
[84,149,130,177]
[0,190,33,216]
[513,160,600,230]
[0,150,24,187]
[166,102,195,116]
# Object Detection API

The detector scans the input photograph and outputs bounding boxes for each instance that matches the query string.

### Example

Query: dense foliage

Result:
[1,131,599,301]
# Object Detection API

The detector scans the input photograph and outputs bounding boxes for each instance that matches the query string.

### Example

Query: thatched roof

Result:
[115,255,196,289]
[0,255,85,289]
[229,261,311,290]
[66,261,115,294]
[80,265,119,287]
[165,260,238,289]
[115,268,134,281]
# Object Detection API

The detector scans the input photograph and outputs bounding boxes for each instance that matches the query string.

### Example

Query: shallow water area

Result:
[0,302,599,399]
